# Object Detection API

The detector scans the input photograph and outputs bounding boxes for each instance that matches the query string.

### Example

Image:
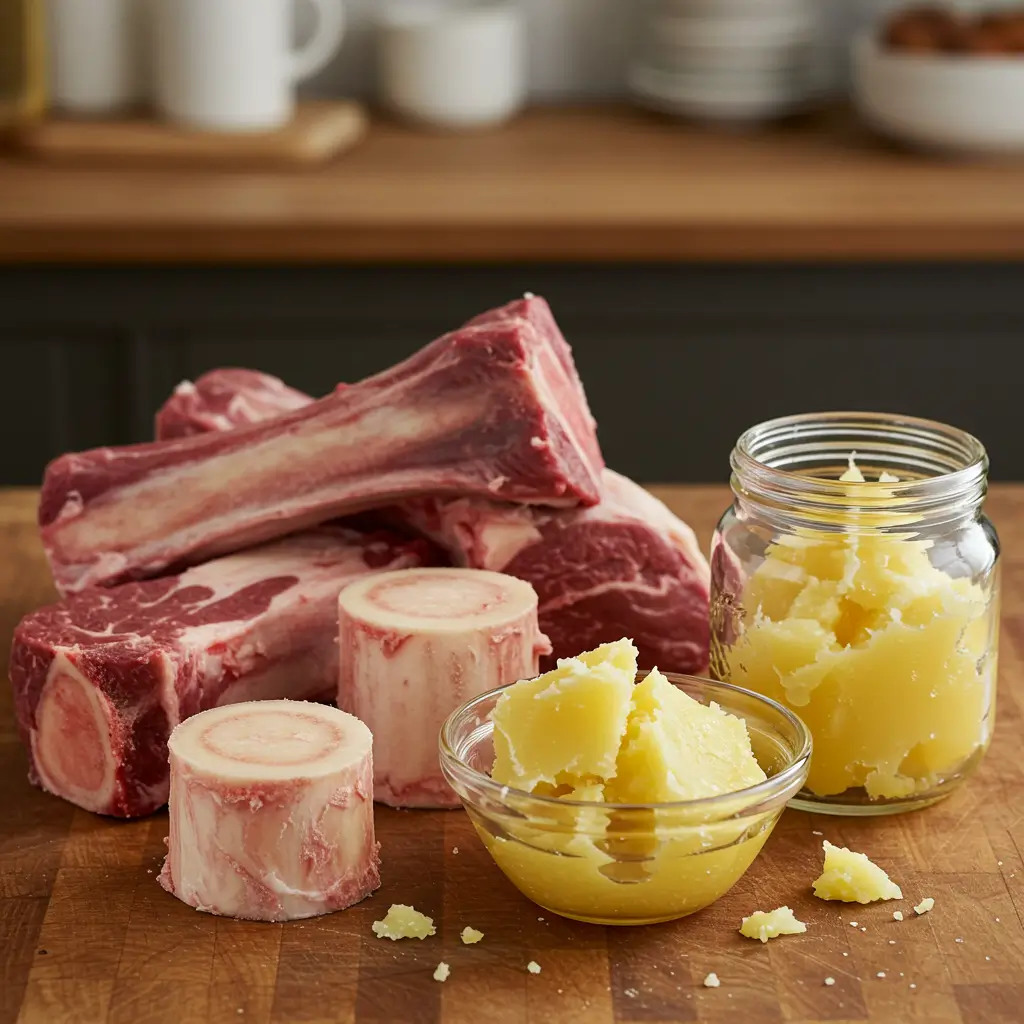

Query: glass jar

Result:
[0,0,46,130]
[710,412,1000,816]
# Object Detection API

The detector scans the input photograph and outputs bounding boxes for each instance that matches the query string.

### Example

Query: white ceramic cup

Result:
[153,0,347,132]
[378,0,525,130]
[47,0,148,115]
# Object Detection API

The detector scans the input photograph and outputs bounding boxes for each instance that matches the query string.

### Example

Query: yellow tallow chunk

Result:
[605,667,766,804]
[461,926,484,944]
[492,641,764,803]
[739,906,807,943]
[491,639,637,791]
[812,841,903,904]
[372,904,436,940]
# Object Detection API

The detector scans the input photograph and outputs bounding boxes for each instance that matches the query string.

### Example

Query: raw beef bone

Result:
[337,567,550,807]
[152,363,710,676]
[398,471,711,675]
[154,295,602,483]
[10,527,430,817]
[156,368,312,439]
[159,700,379,922]
[41,306,604,594]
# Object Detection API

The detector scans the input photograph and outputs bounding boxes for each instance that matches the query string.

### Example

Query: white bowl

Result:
[650,9,817,50]
[629,63,821,121]
[852,32,1024,154]
[377,0,525,130]
[651,0,812,17]
[644,38,818,74]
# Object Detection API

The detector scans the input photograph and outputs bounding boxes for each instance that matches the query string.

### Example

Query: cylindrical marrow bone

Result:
[338,568,550,808]
[158,700,378,921]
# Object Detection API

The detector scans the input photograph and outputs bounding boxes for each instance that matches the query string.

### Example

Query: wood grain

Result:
[3,106,1024,263]
[1,484,1023,1024]
[14,102,368,170]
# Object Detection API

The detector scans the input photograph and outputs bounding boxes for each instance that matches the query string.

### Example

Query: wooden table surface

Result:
[2,484,1023,1024]
[5,106,1024,264]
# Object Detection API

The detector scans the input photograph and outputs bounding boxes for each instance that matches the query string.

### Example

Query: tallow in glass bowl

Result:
[439,671,812,926]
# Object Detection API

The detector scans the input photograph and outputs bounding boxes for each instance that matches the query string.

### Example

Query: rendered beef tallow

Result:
[9,527,430,817]
[159,700,379,922]
[338,568,550,807]
[41,308,603,595]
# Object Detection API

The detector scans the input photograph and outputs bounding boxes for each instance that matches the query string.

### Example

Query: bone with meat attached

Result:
[149,297,710,674]
[156,365,711,674]
[156,368,312,439]
[158,700,379,922]
[155,296,601,485]
[337,568,550,807]
[40,308,604,594]
[9,527,431,817]
[397,470,711,674]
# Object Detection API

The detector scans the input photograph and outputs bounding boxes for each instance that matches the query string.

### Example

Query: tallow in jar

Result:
[710,413,1000,814]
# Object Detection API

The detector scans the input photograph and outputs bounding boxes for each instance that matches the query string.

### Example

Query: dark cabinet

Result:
[1,264,1022,486]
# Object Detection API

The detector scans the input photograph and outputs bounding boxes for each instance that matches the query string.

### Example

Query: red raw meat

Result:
[9,527,430,817]
[40,307,603,594]
[156,368,311,439]
[397,471,711,674]
[156,370,711,675]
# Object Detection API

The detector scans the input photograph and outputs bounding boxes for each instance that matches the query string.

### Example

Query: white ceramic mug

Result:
[47,0,148,115]
[153,0,347,132]
[378,1,525,130]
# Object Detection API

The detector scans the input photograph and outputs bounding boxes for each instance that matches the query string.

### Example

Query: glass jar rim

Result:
[439,671,813,817]
[731,411,988,527]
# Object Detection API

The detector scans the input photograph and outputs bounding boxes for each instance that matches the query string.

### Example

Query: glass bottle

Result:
[0,0,46,130]
[710,412,1000,815]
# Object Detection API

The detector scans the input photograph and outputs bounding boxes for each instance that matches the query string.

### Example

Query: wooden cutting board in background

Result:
[2,485,1024,1024]
[12,100,367,169]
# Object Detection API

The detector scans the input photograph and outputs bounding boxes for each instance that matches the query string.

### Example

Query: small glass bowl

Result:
[439,671,812,926]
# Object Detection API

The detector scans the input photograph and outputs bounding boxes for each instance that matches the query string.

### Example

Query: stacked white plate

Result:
[629,0,827,122]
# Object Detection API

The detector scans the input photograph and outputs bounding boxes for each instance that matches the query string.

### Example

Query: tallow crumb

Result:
[739,906,807,943]
[893,910,904,921]
[914,897,935,915]
[824,977,836,987]
[371,904,436,941]
[527,961,541,975]
[433,962,450,983]
[703,973,721,988]
[461,926,484,945]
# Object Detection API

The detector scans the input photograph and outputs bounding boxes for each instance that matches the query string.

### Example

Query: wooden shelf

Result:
[3,105,1024,264]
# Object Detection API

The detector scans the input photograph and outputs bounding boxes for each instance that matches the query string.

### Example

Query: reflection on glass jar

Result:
[710,412,999,816]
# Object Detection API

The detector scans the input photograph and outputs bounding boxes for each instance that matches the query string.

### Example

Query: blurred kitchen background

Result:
[1,0,1023,485]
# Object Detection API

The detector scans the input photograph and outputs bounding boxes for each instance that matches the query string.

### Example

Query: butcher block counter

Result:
[5,107,1024,264]
[2,484,1024,1024]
